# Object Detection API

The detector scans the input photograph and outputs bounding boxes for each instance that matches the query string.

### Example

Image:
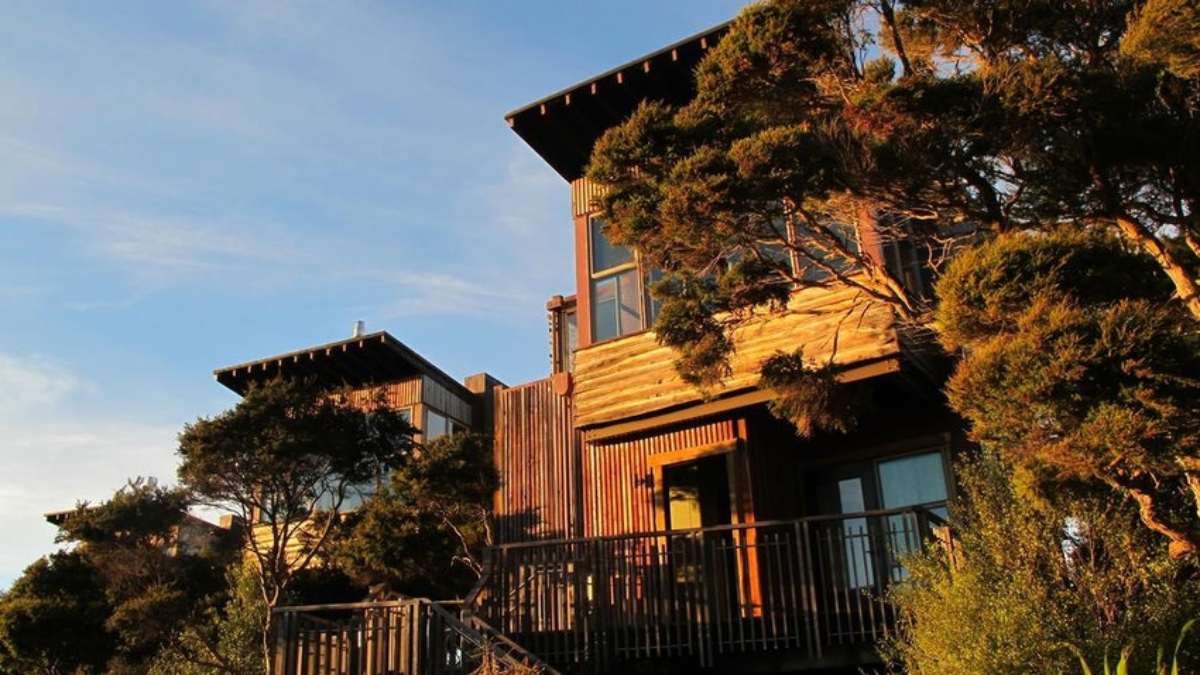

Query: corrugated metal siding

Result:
[581,418,739,537]
[492,379,579,543]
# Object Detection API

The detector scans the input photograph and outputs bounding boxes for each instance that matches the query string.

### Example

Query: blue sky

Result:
[0,0,748,588]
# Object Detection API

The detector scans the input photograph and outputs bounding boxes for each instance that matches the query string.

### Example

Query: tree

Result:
[884,452,1200,673]
[176,377,414,671]
[587,0,1200,417]
[0,552,111,675]
[588,0,965,398]
[149,564,264,675]
[55,479,232,672]
[333,433,498,599]
[895,0,1200,319]
[936,228,1200,557]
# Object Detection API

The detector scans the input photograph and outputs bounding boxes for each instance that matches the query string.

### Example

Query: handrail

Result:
[273,597,560,675]
[427,602,561,675]
[490,502,948,550]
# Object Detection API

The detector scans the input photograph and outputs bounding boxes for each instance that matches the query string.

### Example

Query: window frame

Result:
[588,215,651,344]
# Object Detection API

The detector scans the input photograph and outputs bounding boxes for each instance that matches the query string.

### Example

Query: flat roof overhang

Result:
[506,22,729,182]
[213,331,472,401]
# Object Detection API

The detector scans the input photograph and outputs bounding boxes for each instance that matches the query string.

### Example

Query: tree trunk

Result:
[1115,475,1200,559]
[1115,215,1200,321]
[261,609,275,675]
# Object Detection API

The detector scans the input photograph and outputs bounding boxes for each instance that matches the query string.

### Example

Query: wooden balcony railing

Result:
[476,505,947,671]
[270,598,559,675]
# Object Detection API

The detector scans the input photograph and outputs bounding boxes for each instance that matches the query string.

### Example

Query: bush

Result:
[884,453,1200,674]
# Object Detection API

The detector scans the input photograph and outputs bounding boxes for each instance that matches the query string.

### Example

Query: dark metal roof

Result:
[213,331,474,401]
[506,22,729,182]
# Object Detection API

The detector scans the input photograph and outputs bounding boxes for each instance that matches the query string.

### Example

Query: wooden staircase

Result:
[271,597,559,675]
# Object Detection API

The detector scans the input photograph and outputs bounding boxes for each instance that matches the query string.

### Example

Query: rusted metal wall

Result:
[492,378,579,543]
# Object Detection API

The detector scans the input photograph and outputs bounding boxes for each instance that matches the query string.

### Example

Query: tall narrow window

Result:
[589,217,642,341]
[561,309,578,372]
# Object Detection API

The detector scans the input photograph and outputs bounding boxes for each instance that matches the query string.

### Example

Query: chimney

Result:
[352,320,365,338]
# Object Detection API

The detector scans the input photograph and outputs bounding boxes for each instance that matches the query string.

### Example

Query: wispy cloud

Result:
[0,353,92,410]
[0,354,180,586]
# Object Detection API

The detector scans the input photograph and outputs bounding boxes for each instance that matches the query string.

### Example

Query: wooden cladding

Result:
[573,284,902,428]
[492,379,580,544]
[345,377,423,409]
[581,417,738,538]
[346,376,473,425]
[420,375,473,425]
[570,177,606,217]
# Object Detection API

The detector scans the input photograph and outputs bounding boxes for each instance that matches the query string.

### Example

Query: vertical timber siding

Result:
[492,379,579,543]
[581,417,739,537]
[569,177,606,217]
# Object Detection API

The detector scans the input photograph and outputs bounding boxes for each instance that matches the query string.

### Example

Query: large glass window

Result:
[878,451,948,518]
[425,409,449,439]
[423,408,466,441]
[589,217,643,342]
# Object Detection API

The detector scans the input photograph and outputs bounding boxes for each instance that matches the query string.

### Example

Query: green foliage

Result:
[934,228,1169,351]
[177,377,416,670]
[0,552,111,674]
[1064,618,1197,675]
[587,0,952,402]
[333,433,498,598]
[150,564,265,675]
[56,479,232,670]
[885,453,1200,674]
[936,228,1200,555]
[1121,0,1200,80]
[760,350,863,437]
[588,0,1200,421]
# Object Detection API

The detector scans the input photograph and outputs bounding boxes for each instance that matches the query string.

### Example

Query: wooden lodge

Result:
[250,20,961,675]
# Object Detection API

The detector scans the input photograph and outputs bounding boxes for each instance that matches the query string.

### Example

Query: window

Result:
[589,217,643,341]
[425,409,449,439]
[838,477,876,588]
[798,223,861,282]
[559,309,578,373]
[424,408,466,441]
[883,237,928,300]
[590,217,633,270]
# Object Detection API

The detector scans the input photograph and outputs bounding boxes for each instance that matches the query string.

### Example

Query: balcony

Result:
[269,506,949,674]
[476,505,949,672]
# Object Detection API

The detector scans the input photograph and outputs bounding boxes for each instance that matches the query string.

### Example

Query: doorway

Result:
[663,454,732,531]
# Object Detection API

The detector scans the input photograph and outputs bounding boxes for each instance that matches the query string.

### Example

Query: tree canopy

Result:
[0,552,111,675]
[332,432,498,599]
[937,228,1200,557]
[0,480,233,675]
[176,377,415,670]
[886,452,1200,673]
[587,0,1200,408]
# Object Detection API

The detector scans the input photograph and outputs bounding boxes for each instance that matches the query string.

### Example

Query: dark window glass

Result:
[425,409,449,439]
[590,217,633,272]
